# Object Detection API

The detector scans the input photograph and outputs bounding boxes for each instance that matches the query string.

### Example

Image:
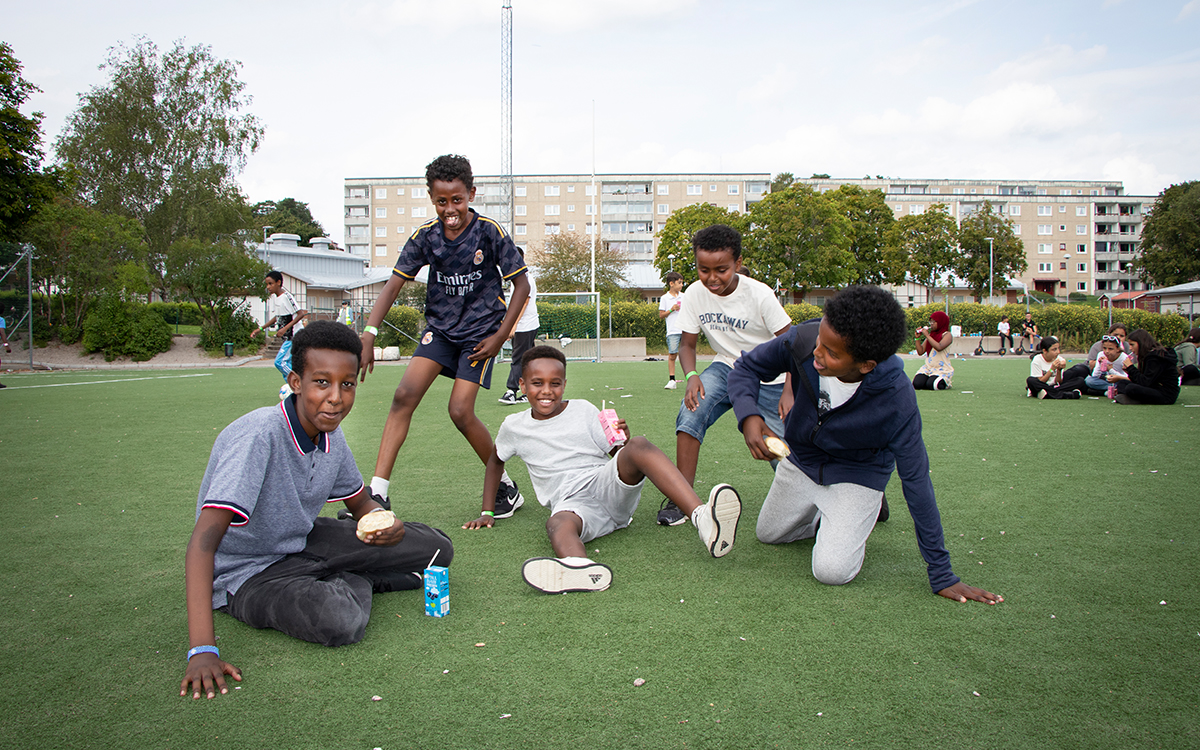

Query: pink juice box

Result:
[599,400,626,447]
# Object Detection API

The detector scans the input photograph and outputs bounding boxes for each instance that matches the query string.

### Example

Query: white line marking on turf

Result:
[3,373,212,390]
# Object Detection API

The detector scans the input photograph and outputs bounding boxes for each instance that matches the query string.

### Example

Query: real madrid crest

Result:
[422,331,433,345]
[473,249,484,265]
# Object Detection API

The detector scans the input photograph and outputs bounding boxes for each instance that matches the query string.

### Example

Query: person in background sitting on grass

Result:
[1019,312,1039,353]
[1106,328,1180,405]
[1085,335,1133,395]
[661,224,792,527]
[912,310,954,390]
[1063,323,1130,382]
[463,345,743,593]
[658,271,684,390]
[358,154,531,517]
[727,285,1002,605]
[0,304,11,389]
[1027,336,1084,399]
[180,321,452,700]
[499,267,539,406]
[998,315,1014,353]
[250,271,307,399]
[1174,328,1200,386]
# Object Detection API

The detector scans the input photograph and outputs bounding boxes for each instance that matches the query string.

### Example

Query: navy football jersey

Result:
[393,209,527,346]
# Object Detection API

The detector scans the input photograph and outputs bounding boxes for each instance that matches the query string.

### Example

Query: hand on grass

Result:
[470,332,505,362]
[937,581,1003,605]
[462,515,496,530]
[181,653,242,700]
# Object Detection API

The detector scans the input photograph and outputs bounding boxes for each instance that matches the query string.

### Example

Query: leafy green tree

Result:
[253,198,326,245]
[827,184,898,285]
[954,201,1026,301]
[23,199,147,332]
[0,42,62,242]
[654,202,745,285]
[54,38,263,293]
[770,172,795,193]
[884,204,959,299]
[165,237,271,327]
[1135,181,1200,287]
[745,184,854,295]
[530,232,634,300]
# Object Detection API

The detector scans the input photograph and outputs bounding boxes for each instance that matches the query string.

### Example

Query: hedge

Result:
[82,297,173,362]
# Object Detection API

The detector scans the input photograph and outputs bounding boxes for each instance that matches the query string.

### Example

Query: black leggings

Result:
[913,373,950,390]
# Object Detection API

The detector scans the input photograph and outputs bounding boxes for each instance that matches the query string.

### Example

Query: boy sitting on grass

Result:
[462,345,742,593]
[181,321,453,700]
[727,286,1002,605]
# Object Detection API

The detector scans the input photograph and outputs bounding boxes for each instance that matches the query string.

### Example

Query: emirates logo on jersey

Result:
[422,331,433,345]
[473,249,484,265]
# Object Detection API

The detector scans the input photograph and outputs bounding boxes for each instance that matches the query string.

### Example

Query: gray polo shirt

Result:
[197,396,364,608]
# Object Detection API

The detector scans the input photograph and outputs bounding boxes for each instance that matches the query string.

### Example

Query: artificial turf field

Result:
[1,355,1197,750]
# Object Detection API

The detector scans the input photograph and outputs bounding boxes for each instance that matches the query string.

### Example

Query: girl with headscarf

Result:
[912,310,954,390]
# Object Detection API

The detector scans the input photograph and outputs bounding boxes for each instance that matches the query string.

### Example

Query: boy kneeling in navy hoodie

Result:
[727,286,1001,605]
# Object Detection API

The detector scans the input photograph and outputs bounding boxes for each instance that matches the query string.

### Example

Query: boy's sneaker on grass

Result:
[498,390,519,405]
[493,480,524,519]
[877,493,890,523]
[522,557,612,593]
[513,393,528,404]
[693,483,742,558]
[657,498,687,526]
[664,379,677,390]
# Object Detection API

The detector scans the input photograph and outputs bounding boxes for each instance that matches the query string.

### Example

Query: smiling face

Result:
[812,318,875,383]
[694,247,740,297]
[286,348,360,439]
[520,356,568,420]
[430,178,476,239]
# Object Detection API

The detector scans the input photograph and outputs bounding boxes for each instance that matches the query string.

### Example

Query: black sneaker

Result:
[371,489,391,511]
[657,498,687,526]
[498,390,519,405]
[513,393,528,404]
[493,480,524,518]
[877,494,889,523]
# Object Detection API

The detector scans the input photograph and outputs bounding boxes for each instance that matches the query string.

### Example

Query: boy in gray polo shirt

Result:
[180,321,453,700]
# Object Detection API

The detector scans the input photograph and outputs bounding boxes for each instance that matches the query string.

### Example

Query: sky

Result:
[7,0,1200,245]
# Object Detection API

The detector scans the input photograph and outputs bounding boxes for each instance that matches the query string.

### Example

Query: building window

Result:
[375,207,387,218]
[1013,224,1021,234]
[375,188,387,199]
[657,184,669,195]
[1060,262,1067,270]
[375,244,387,257]
[544,224,560,235]
[375,226,387,237]
[1077,263,1087,272]
[728,185,740,195]
[514,205,526,216]
[1077,244,1087,253]
[687,184,702,195]
[1038,263,1052,272]
[412,187,426,199]
[567,205,575,212]
[347,206,368,217]
[348,226,368,238]
[1038,225,1052,235]
[728,204,739,212]
[396,226,405,235]
[1077,282,1087,291]
[1009,205,1021,216]
[347,187,368,199]
[953,188,965,195]
[514,224,526,236]
[515,186,526,197]
[657,204,669,215]
[412,207,427,218]
[1076,206,1086,216]
[1038,205,1051,216]
[545,186,560,197]
[1059,205,1067,213]
[545,205,560,216]
[1038,243,1052,254]
[585,205,595,215]
[910,205,925,214]
[1060,224,1067,231]
[395,188,405,196]
[567,224,575,231]
[395,207,405,215]
[567,186,575,193]
[1076,225,1087,235]
[586,223,596,235]
[709,184,717,192]
[585,185,596,196]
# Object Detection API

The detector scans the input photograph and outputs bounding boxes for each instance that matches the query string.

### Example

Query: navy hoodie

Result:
[728,321,959,592]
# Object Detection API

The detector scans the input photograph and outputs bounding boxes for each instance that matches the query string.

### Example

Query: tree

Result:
[23,199,147,333]
[54,38,263,292]
[745,184,854,295]
[165,237,270,326]
[252,198,326,246]
[0,42,61,242]
[770,172,795,193]
[884,204,958,299]
[1136,181,1200,287]
[954,202,1026,301]
[654,203,745,285]
[529,232,632,300]
[826,184,899,285]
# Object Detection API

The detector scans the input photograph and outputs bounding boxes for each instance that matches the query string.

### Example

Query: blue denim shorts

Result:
[666,333,682,355]
[675,361,785,444]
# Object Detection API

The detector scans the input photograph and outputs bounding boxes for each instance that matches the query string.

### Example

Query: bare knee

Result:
[447,399,478,430]
[389,382,422,413]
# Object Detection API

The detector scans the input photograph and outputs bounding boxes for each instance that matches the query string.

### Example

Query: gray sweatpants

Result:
[756,459,883,585]
[224,517,452,646]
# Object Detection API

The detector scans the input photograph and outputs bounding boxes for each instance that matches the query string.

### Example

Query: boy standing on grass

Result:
[658,224,792,526]
[359,154,530,516]
[658,271,684,389]
[498,269,539,405]
[727,286,1002,605]
[180,321,453,700]
[250,271,307,399]
[463,345,742,593]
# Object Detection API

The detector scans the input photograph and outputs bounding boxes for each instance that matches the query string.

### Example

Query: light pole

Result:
[985,237,995,304]
[668,253,675,272]
[263,225,274,267]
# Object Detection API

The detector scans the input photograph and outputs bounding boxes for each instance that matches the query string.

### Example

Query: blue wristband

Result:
[187,645,219,661]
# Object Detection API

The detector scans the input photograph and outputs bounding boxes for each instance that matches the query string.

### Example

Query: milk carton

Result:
[424,566,449,617]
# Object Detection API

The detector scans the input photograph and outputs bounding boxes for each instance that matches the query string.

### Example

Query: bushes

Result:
[784,302,824,324]
[377,305,424,355]
[199,303,259,353]
[82,296,173,361]
[147,301,204,327]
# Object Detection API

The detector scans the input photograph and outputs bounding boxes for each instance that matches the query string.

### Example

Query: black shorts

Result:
[413,328,495,388]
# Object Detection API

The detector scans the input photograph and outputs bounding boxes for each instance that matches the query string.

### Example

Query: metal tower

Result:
[501,2,513,236]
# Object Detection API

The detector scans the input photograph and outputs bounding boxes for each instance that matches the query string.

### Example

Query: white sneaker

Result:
[521,557,612,593]
[693,484,742,558]
[664,380,678,390]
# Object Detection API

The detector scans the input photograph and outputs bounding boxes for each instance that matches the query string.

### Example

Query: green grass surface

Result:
[1,357,1197,749]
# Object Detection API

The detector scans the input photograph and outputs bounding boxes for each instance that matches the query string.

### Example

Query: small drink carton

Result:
[424,565,449,617]
[598,400,626,447]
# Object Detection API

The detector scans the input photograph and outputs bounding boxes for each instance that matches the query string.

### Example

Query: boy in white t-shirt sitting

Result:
[658,271,685,389]
[462,345,742,593]
[659,224,792,526]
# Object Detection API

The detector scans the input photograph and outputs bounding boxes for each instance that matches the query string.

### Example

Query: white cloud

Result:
[1177,0,1200,20]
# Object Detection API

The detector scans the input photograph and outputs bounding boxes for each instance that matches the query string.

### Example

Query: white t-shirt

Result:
[1030,354,1063,379]
[494,399,610,510]
[1091,351,1132,379]
[678,275,791,383]
[659,291,683,336]
[817,375,861,414]
[998,321,1010,336]
[514,274,539,333]
[272,289,303,335]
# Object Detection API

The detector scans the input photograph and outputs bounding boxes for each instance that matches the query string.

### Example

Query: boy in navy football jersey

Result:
[359,154,531,517]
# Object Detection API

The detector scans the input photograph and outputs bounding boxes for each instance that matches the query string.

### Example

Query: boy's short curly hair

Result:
[521,344,566,375]
[823,286,907,364]
[692,224,742,260]
[291,320,363,377]
[425,154,474,191]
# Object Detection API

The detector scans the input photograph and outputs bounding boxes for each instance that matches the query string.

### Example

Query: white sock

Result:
[370,477,390,498]
[501,470,511,485]
[692,504,712,541]
[559,556,595,565]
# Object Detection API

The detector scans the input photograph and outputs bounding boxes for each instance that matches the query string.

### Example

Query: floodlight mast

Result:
[501,2,513,237]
